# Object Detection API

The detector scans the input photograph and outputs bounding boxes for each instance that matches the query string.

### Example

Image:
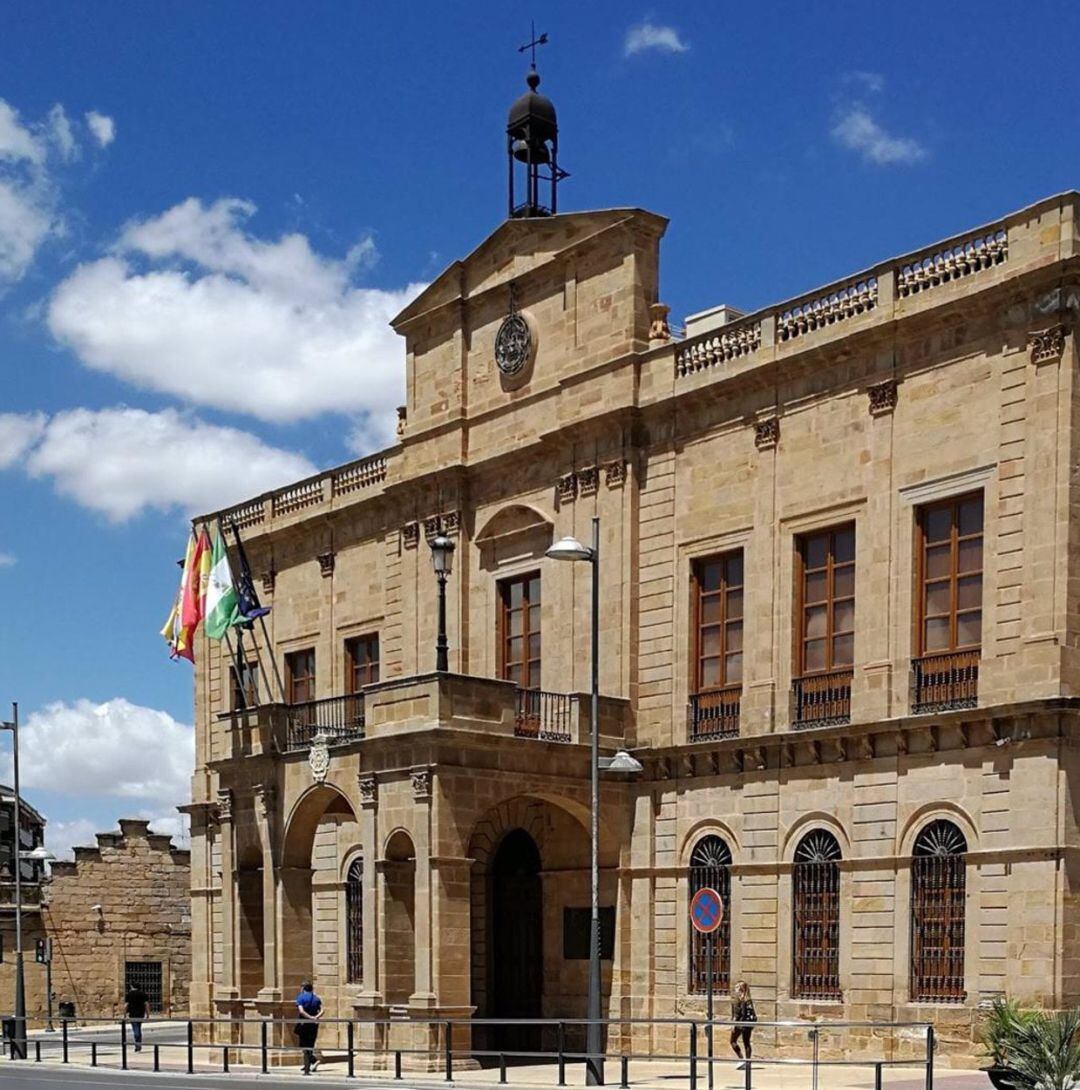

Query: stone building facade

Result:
[0,819,191,1020]
[188,190,1080,1065]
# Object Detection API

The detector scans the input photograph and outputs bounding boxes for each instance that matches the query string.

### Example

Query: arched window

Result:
[911,820,967,1002]
[792,830,841,1000]
[345,857,363,984]
[688,835,732,994]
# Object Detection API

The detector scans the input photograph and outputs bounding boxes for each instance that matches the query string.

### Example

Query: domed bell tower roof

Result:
[505,64,569,219]
[507,69,558,139]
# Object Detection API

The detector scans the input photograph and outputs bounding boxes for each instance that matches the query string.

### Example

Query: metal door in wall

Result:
[491,829,542,1054]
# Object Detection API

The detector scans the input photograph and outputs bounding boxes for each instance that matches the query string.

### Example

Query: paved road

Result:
[0,1066,352,1089]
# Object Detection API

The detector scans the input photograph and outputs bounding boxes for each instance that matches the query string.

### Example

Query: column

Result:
[410,767,435,1006]
[358,773,382,1005]
[217,790,237,994]
[254,783,281,999]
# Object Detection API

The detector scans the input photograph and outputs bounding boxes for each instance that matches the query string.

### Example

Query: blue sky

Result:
[1,1,1078,853]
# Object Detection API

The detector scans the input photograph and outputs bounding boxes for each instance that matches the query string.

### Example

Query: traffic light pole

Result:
[44,941,54,1032]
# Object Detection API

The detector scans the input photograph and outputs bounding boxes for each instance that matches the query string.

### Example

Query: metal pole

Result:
[9,703,27,1061]
[925,1025,935,1090]
[436,572,449,672]
[586,516,603,1086]
[706,933,714,1090]
[45,946,54,1032]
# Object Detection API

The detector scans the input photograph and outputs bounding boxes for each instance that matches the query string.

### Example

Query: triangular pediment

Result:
[391,208,667,330]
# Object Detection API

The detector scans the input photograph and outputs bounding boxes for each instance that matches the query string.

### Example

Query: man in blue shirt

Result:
[294,981,323,1074]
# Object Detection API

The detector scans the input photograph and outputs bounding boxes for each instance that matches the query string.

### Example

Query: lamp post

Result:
[1,703,26,1060]
[547,518,603,1084]
[23,848,56,1031]
[429,534,456,672]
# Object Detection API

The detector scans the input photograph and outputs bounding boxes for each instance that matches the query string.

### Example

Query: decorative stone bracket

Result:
[868,379,899,416]
[754,417,780,450]
[1029,325,1066,365]
[317,552,335,577]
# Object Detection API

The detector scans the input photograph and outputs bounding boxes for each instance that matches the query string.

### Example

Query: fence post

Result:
[34,1040,40,1063]
[395,1049,402,1079]
[689,1022,698,1090]
[261,1018,268,1074]
[62,1018,68,1064]
[347,1020,355,1078]
[557,1021,566,1086]
[926,1025,935,1090]
[875,1060,883,1090]
[499,1053,507,1084]
[621,1055,629,1089]
[121,1018,128,1070]
[743,1059,751,1090]
[187,1019,194,1074]
[91,1042,97,1067]
[154,1044,160,1072]
[444,1020,453,1082]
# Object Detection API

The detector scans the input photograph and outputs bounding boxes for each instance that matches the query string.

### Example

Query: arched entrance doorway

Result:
[491,829,542,1053]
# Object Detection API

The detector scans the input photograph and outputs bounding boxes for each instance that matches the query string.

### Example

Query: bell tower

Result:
[507,29,568,218]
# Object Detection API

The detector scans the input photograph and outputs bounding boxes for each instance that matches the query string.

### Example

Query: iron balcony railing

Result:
[687,687,741,741]
[793,669,853,729]
[284,695,365,751]
[514,689,573,742]
[912,650,979,714]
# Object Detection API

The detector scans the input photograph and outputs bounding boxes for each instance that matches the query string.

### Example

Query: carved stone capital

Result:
[1029,324,1066,365]
[358,774,377,808]
[411,767,432,801]
[402,522,420,549]
[604,459,627,488]
[317,552,335,577]
[868,379,898,416]
[253,784,275,823]
[423,516,442,543]
[260,570,276,594]
[216,788,233,823]
[556,473,577,504]
[577,466,599,496]
[441,510,461,537]
[396,405,407,437]
[754,417,780,450]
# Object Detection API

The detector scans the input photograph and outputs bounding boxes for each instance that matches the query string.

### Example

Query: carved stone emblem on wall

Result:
[260,570,276,594]
[402,522,420,549]
[1029,325,1066,365]
[411,767,432,801]
[358,774,377,808]
[648,302,672,342]
[317,552,335,577]
[604,459,627,488]
[754,417,780,450]
[577,466,599,496]
[308,734,330,783]
[556,473,577,504]
[868,379,899,416]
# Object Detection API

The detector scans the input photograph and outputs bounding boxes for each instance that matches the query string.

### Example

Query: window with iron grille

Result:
[499,573,541,689]
[792,830,841,1000]
[124,961,163,1013]
[345,635,380,692]
[285,648,316,704]
[230,660,259,711]
[345,857,363,984]
[689,553,743,739]
[794,526,855,726]
[688,835,731,994]
[911,821,967,1003]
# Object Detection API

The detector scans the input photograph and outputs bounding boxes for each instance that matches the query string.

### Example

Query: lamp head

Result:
[546,535,593,562]
[601,750,644,774]
[429,533,455,576]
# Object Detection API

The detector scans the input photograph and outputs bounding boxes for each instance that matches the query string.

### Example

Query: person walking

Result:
[124,982,149,1053]
[295,981,324,1075]
[730,980,756,1063]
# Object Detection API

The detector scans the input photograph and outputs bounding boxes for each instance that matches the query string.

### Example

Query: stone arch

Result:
[475,504,554,575]
[780,811,851,863]
[897,801,978,857]
[679,818,741,866]
[475,504,553,545]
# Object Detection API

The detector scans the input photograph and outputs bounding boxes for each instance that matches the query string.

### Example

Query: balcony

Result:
[912,650,979,714]
[515,688,573,742]
[283,695,366,752]
[792,669,853,729]
[687,687,741,741]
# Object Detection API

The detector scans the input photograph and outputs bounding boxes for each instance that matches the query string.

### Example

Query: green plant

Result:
[982,998,1039,1068]
[1003,1008,1080,1090]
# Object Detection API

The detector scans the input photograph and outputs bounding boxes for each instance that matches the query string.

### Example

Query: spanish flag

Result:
[161,533,197,662]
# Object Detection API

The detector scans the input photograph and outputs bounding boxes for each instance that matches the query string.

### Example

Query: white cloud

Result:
[48,104,77,162]
[624,20,689,56]
[0,411,46,467]
[44,817,100,861]
[48,198,424,445]
[0,100,44,165]
[0,552,15,568]
[20,406,315,522]
[85,110,115,148]
[844,70,885,95]
[831,104,926,166]
[3,698,194,807]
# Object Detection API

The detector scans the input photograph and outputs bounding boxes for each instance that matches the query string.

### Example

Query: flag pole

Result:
[227,520,287,706]
[208,519,257,708]
[203,522,247,706]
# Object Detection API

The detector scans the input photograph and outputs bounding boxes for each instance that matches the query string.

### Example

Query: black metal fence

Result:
[2,1014,937,1089]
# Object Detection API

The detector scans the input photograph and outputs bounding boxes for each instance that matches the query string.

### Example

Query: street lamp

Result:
[21,847,56,1032]
[1,703,26,1060]
[546,519,605,1084]
[429,533,456,673]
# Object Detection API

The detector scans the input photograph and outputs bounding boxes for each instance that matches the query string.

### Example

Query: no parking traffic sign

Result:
[690,887,723,934]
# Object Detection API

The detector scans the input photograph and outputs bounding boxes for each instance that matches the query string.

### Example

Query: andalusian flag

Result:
[204,530,240,640]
